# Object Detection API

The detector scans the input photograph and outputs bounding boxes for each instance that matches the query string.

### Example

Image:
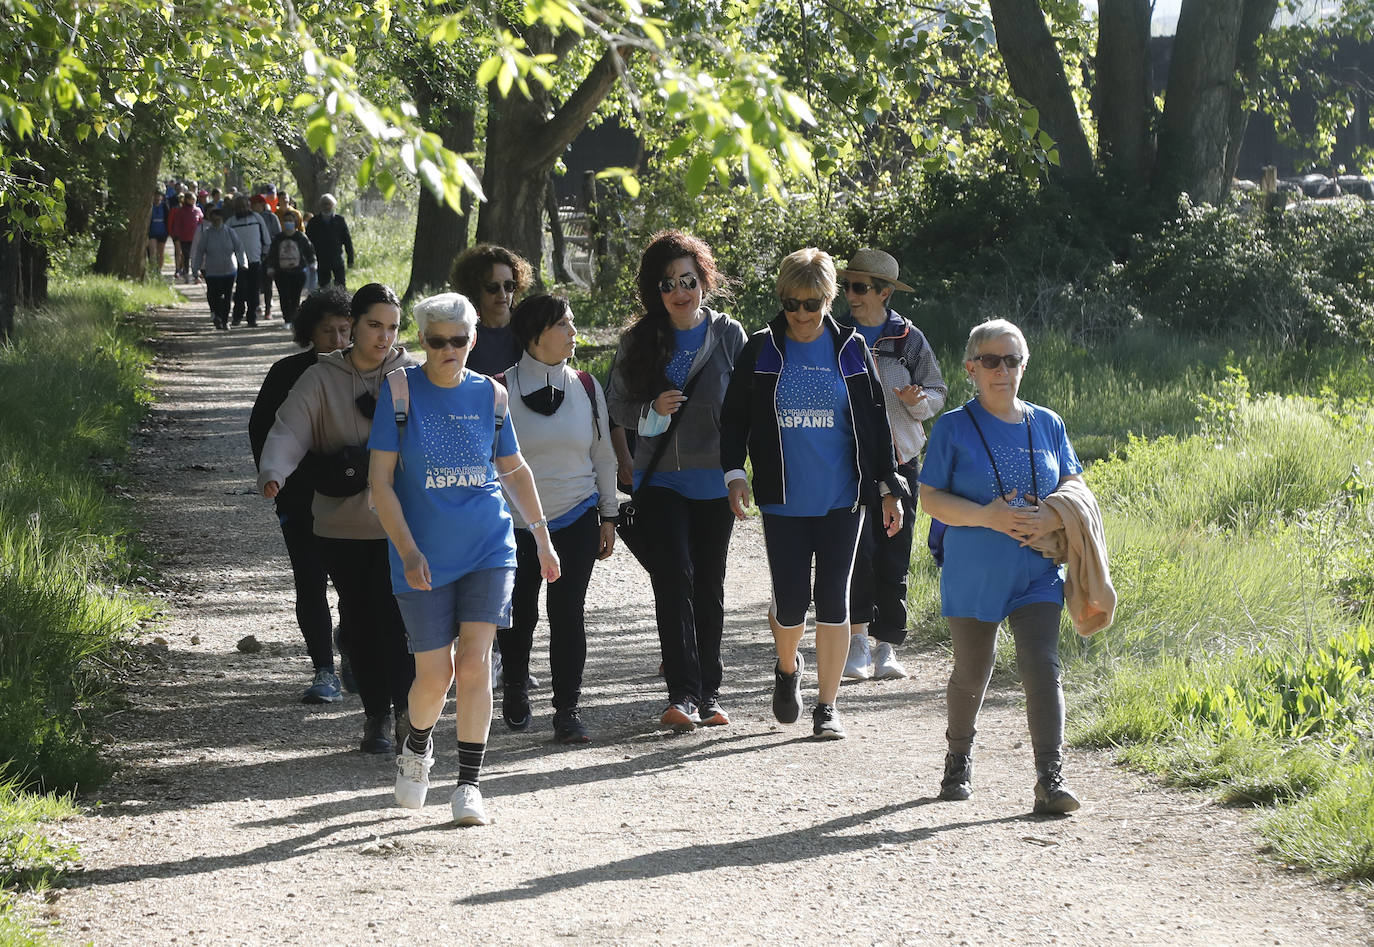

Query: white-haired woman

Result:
[369,292,561,826]
[918,318,1084,814]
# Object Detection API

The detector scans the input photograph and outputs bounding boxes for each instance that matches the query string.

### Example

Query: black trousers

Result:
[849,461,918,644]
[636,487,734,707]
[232,262,263,323]
[278,508,336,671]
[317,537,413,718]
[205,274,235,327]
[318,256,346,288]
[273,271,307,324]
[260,264,274,313]
[497,506,601,712]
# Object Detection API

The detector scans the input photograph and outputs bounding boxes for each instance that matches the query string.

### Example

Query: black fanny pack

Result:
[308,444,371,498]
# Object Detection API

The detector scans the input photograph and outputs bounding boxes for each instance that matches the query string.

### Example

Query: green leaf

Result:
[684,152,712,195]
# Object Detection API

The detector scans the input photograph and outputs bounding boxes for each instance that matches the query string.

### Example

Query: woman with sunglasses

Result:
[449,243,534,377]
[720,248,907,740]
[918,318,1083,814]
[605,230,747,731]
[258,283,417,755]
[836,249,947,682]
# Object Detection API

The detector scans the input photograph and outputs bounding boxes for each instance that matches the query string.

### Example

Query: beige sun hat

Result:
[838,248,914,292]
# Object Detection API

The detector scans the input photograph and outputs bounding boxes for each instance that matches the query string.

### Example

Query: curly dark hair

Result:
[510,293,571,354]
[449,244,534,317]
[618,230,722,401]
[292,285,352,347]
[349,282,401,322]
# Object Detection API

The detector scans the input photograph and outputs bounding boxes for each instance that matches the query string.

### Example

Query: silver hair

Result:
[964,319,1029,362]
[413,292,478,335]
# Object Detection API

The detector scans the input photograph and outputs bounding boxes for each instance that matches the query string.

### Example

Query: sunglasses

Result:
[658,275,699,294]
[839,279,873,295]
[782,297,824,313]
[425,334,471,350]
[483,280,517,295]
[972,353,1024,369]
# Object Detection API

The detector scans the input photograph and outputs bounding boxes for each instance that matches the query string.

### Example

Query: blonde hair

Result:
[964,319,1029,362]
[777,248,837,306]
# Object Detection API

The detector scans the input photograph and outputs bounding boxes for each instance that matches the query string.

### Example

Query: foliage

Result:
[0,278,165,792]
[0,776,80,891]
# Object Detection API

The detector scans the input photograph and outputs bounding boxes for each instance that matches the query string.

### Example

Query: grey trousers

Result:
[945,601,1065,767]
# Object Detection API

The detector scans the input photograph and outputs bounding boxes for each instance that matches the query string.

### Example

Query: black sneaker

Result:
[502,683,531,732]
[811,702,846,740]
[553,707,590,744]
[772,651,804,724]
[1033,761,1081,814]
[938,752,973,801]
[360,712,393,754]
[698,694,730,727]
[659,700,700,732]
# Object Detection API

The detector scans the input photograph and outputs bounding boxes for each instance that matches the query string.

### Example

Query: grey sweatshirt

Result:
[191,224,247,277]
[501,352,618,527]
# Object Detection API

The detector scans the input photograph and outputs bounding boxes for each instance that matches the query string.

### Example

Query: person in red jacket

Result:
[168,193,204,283]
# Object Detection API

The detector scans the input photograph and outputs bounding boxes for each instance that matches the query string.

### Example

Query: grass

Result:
[0,773,78,946]
[347,206,416,297]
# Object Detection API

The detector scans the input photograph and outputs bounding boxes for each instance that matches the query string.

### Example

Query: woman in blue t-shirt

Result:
[720,248,906,741]
[917,318,1084,815]
[369,292,561,827]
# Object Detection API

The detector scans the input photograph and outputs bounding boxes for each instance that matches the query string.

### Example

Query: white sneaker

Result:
[843,634,873,680]
[394,742,434,809]
[451,783,491,826]
[872,641,909,679]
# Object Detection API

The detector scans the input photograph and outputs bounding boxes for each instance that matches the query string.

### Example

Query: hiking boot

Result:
[843,635,873,680]
[938,752,973,801]
[360,713,394,755]
[301,668,342,704]
[872,641,909,680]
[394,741,434,809]
[772,652,804,724]
[659,700,700,732]
[1033,761,1081,815]
[698,694,730,727]
[811,702,846,740]
[451,783,491,826]
[502,683,531,732]
[553,707,590,744]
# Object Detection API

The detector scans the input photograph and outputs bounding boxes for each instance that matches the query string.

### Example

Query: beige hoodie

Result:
[257,346,415,539]
[1029,477,1117,637]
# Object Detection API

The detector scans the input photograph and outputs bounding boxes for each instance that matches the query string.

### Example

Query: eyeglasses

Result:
[839,279,873,295]
[483,280,517,295]
[972,353,1024,369]
[425,334,470,350]
[658,275,699,294]
[782,297,824,313]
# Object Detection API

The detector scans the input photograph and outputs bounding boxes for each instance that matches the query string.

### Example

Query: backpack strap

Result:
[385,366,410,471]
[491,375,509,461]
[576,369,601,440]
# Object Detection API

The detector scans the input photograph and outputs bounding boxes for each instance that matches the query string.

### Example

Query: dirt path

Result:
[50,287,1371,945]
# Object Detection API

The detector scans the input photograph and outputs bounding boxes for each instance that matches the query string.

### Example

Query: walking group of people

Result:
[249,229,1108,827]
[153,184,354,332]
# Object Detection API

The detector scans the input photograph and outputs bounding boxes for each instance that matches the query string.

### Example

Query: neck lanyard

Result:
[965,403,1038,503]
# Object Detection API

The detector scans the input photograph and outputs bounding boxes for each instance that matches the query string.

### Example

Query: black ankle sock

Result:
[406,722,434,755]
[457,740,486,787]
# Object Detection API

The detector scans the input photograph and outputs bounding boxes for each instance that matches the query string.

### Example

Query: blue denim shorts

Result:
[394,567,516,654]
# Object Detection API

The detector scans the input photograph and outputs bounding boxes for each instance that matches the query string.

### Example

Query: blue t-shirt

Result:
[635,317,724,500]
[666,318,708,389]
[855,321,884,350]
[760,334,858,517]
[369,367,520,593]
[549,493,597,532]
[918,399,1083,621]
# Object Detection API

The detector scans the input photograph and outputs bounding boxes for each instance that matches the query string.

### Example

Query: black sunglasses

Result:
[782,297,824,313]
[483,280,517,295]
[838,279,873,295]
[658,275,699,294]
[972,353,1024,369]
[425,334,470,350]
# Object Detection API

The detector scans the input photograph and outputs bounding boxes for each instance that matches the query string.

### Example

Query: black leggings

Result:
[761,507,863,626]
[317,537,414,718]
[278,509,335,671]
[497,506,600,711]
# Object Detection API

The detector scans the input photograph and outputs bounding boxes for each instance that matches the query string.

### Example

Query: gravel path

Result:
[49,287,1373,945]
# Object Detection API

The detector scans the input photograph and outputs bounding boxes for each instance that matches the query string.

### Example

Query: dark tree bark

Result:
[403,79,475,303]
[475,28,627,275]
[18,235,48,306]
[547,174,573,285]
[275,133,338,214]
[0,216,18,342]
[988,0,1096,180]
[1223,0,1282,184]
[93,113,164,280]
[1096,0,1154,185]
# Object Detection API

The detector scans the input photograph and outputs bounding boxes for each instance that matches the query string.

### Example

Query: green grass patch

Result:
[0,773,78,946]
[0,277,167,794]
[348,208,417,297]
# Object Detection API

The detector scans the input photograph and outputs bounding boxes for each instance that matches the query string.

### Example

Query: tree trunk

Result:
[547,174,574,285]
[403,89,475,303]
[18,234,48,306]
[1223,0,1281,184]
[987,0,1096,180]
[93,116,164,280]
[0,214,18,342]
[1096,0,1154,186]
[1155,0,1262,204]
[275,133,338,215]
[476,28,626,275]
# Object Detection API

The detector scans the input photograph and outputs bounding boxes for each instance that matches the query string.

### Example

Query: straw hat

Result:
[837,248,913,292]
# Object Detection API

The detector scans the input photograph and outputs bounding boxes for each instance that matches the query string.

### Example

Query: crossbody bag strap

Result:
[631,362,708,500]
[964,403,1038,502]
